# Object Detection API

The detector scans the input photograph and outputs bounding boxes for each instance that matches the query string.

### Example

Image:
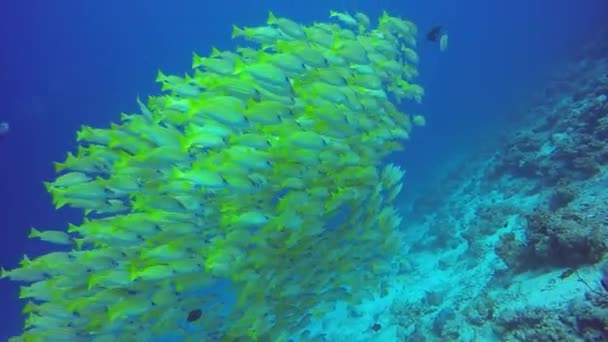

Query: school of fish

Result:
[2,10,424,341]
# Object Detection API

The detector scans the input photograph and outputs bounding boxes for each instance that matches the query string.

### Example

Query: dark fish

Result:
[426,26,443,42]
[559,268,575,279]
[371,323,381,332]
[187,308,202,322]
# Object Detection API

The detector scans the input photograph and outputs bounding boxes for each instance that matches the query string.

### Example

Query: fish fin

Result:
[231,25,245,39]
[28,227,40,239]
[155,70,166,83]
[192,52,202,68]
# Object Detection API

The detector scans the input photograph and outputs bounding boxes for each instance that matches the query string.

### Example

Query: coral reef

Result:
[384,28,608,342]
[496,208,608,270]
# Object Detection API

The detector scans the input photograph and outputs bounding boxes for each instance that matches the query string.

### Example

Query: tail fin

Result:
[76,126,89,142]
[192,52,203,69]
[53,161,64,173]
[128,261,141,282]
[74,238,86,250]
[43,181,54,193]
[233,58,246,75]
[170,167,186,182]
[49,188,69,209]
[54,152,74,172]
[87,273,100,290]
[22,301,36,314]
[136,96,153,122]
[53,197,69,210]
[67,223,79,233]
[231,25,245,39]
[178,134,191,153]
[155,70,167,83]
[28,227,40,239]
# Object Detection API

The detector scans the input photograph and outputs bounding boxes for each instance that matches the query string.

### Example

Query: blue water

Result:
[1,0,606,339]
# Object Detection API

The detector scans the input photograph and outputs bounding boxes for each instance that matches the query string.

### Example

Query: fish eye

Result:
[187,308,203,322]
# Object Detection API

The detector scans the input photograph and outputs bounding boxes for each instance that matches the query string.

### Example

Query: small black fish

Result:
[187,309,202,322]
[559,268,576,279]
[371,323,382,332]
[426,26,443,42]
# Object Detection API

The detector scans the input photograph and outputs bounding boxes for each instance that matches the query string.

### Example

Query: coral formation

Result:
[385,28,608,342]
[496,208,608,271]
